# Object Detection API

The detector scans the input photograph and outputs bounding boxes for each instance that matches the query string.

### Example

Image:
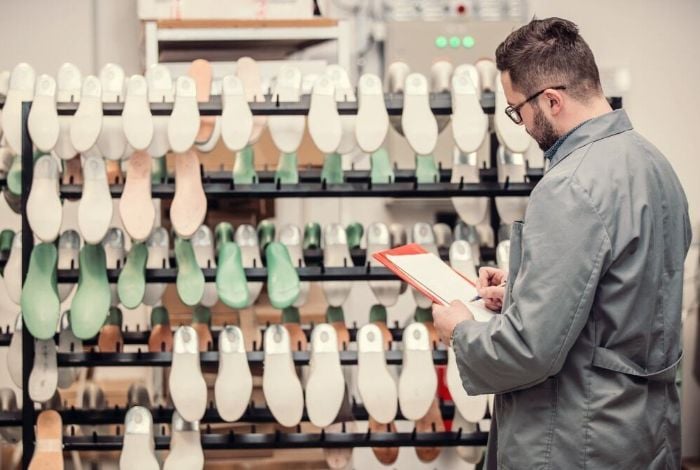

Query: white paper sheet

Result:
[386,252,496,322]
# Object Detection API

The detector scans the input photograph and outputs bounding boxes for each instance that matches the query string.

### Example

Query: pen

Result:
[470,281,507,302]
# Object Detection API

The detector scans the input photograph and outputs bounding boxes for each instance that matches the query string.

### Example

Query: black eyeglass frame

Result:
[504,85,567,124]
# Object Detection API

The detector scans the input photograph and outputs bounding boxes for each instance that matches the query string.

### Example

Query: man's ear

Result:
[544,89,564,116]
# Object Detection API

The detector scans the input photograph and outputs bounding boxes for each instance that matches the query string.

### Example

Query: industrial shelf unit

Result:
[5,90,622,468]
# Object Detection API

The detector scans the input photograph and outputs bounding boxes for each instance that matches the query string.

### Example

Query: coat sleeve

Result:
[452,174,613,395]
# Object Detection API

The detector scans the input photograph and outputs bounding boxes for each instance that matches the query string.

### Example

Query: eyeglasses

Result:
[504,86,567,124]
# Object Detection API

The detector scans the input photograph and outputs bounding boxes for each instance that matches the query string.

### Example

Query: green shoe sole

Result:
[215,222,234,254]
[345,223,364,251]
[175,237,205,307]
[71,244,111,340]
[266,242,300,309]
[282,306,301,324]
[369,304,388,323]
[326,305,345,323]
[414,306,434,323]
[216,242,250,309]
[321,153,344,184]
[117,243,148,309]
[21,243,59,340]
[415,154,439,184]
[303,222,321,250]
[233,145,258,184]
[275,152,299,184]
[371,148,395,184]
[257,219,276,252]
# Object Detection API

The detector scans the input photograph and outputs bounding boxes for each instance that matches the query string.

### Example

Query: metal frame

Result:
[1,400,464,426]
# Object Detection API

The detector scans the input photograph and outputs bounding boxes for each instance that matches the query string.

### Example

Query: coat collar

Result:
[546,109,633,172]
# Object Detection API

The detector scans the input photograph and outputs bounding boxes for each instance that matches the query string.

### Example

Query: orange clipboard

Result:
[372,243,478,306]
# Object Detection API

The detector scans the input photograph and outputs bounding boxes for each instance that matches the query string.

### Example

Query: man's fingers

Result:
[478,267,495,288]
[478,266,508,288]
[477,285,505,300]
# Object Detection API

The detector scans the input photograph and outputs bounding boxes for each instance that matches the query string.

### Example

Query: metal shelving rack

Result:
[7,91,622,468]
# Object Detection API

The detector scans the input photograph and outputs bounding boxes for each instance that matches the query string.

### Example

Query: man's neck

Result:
[557,96,614,136]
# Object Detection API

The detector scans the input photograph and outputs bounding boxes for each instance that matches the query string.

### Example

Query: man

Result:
[433,17,691,469]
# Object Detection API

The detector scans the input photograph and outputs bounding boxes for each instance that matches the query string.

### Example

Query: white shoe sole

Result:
[29,339,58,403]
[262,325,304,427]
[306,324,345,428]
[2,63,35,155]
[268,65,305,154]
[446,347,487,423]
[366,222,401,306]
[495,146,529,224]
[308,76,342,154]
[28,74,60,153]
[169,326,207,422]
[120,406,159,470]
[235,57,267,145]
[326,65,357,154]
[215,326,252,422]
[357,324,397,424]
[355,73,388,154]
[449,240,478,281]
[168,76,200,153]
[70,75,103,153]
[123,75,154,151]
[164,411,204,470]
[97,64,128,160]
[451,71,488,153]
[27,155,63,243]
[402,73,438,156]
[451,149,488,225]
[322,224,353,307]
[146,64,174,157]
[78,155,113,244]
[398,323,437,421]
[221,75,253,152]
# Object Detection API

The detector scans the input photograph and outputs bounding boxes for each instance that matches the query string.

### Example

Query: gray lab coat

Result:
[452,110,692,469]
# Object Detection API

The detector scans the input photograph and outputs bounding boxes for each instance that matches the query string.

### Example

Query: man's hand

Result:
[478,266,507,312]
[432,300,474,346]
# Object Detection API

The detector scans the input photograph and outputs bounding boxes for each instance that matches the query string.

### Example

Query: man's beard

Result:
[527,105,560,152]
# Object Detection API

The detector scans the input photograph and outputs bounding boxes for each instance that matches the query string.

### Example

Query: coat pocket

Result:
[591,347,682,383]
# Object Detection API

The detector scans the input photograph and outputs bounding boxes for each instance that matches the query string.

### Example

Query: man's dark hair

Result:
[495,17,603,102]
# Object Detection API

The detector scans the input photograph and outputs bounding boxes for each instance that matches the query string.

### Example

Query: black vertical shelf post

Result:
[489,130,502,244]
[20,101,35,468]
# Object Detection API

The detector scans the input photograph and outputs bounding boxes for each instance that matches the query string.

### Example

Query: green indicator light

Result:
[435,36,448,48]
[449,36,461,48]
[463,36,475,48]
